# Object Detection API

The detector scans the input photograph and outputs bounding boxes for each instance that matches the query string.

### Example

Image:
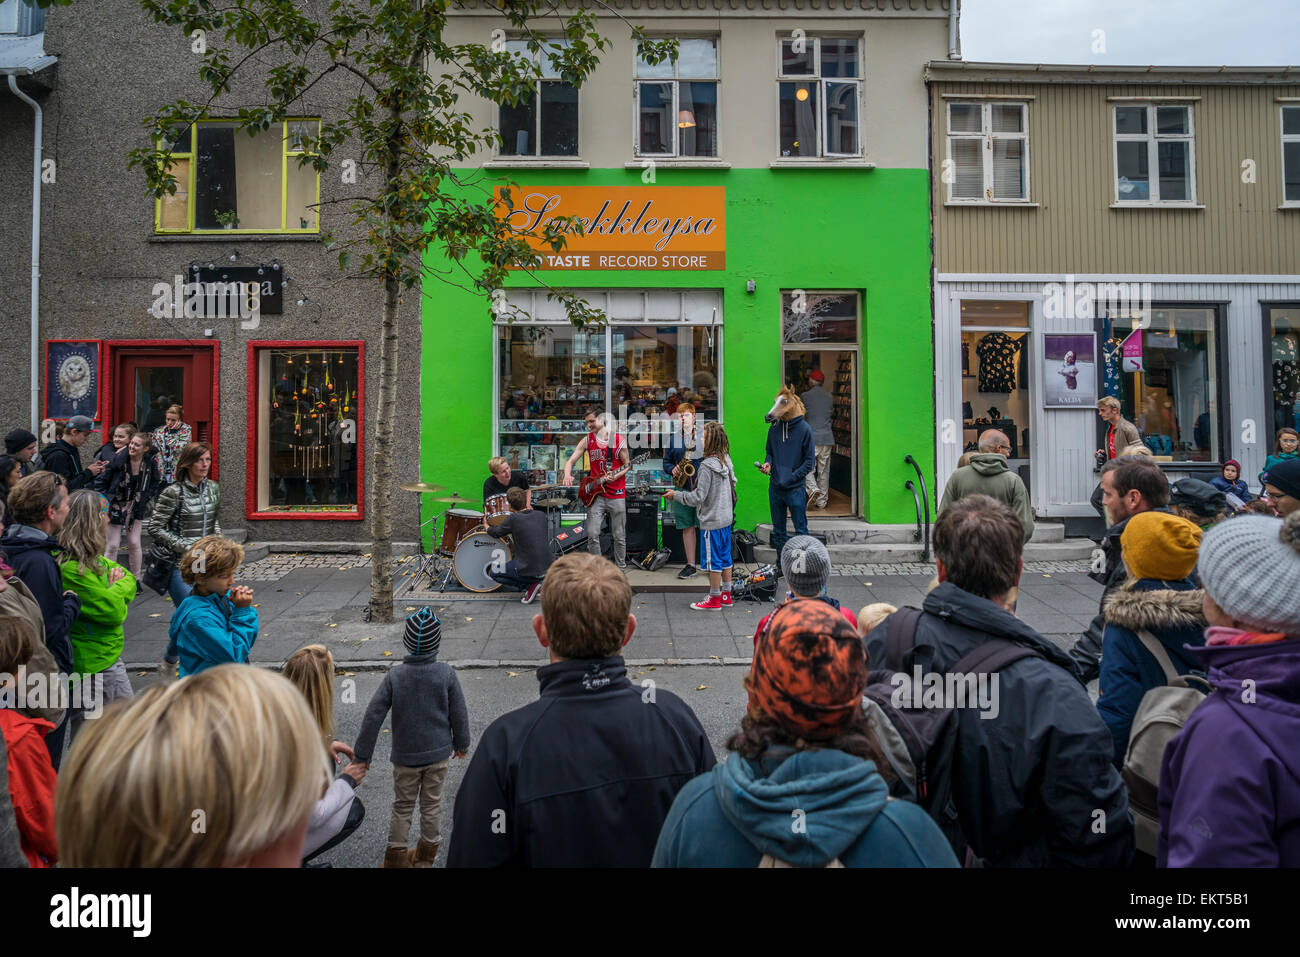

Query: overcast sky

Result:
[961,0,1300,65]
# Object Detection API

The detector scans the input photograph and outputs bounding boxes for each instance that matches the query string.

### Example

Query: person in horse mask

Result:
[760,388,815,565]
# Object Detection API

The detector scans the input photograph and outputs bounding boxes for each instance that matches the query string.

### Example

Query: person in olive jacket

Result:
[146,442,220,676]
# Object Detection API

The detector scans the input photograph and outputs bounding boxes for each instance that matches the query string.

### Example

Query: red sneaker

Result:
[691,594,723,611]
[720,591,733,606]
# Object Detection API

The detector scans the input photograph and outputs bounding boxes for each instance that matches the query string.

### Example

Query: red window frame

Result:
[245,340,365,521]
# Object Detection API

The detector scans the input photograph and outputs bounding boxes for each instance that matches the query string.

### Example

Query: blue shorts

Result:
[699,527,733,572]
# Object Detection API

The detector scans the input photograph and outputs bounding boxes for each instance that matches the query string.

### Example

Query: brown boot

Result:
[410,838,440,868]
[381,845,412,868]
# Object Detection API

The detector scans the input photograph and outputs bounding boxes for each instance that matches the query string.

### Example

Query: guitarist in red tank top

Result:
[562,410,631,568]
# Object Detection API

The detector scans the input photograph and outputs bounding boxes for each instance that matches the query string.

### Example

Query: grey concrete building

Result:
[0,0,421,547]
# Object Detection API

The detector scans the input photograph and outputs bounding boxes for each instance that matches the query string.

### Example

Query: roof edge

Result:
[926,60,1299,85]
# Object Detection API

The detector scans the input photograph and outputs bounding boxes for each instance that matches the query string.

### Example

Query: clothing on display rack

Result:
[976,332,1022,395]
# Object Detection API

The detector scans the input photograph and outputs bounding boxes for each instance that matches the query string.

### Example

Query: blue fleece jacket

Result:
[1208,475,1251,501]
[652,748,959,867]
[763,416,815,491]
[1,525,80,674]
[170,591,259,678]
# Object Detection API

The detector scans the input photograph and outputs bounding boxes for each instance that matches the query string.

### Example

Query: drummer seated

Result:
[486,487,553,604]
[483,456,531,510]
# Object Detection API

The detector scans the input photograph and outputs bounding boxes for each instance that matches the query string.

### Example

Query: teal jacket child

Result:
[59,556,137,678]
[171,591,259,678]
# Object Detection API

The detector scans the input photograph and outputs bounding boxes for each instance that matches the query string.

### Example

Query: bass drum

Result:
[453,532,509,593]
[440,509,484,556]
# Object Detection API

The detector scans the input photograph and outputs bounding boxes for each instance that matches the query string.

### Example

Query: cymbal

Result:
[532,497,569,508]
[530,483,562,491]
[432,495,479,504]
[399,481,446,494]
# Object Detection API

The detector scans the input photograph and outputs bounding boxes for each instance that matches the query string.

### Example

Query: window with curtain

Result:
[946,101,1029,203]
[1283,105,1300,205]
[1114,104,1196,204]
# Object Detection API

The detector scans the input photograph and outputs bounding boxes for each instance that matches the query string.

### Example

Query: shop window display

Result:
[256,347,360,513]
[959,301,1032,470]
[497,320,720,492]
[1102,308,1220,463]
[1267,306,1300,442]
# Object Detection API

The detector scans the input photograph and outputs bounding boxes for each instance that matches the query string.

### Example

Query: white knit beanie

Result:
[1196,511,1300,634]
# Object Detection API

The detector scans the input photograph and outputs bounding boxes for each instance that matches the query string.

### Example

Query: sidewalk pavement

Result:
[120,553,1104,669]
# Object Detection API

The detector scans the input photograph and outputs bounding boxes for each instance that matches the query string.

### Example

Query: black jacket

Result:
[95,449,163,521]
[38,439,96,491]
[865,582,1134,868]
[446,656,715,867]
[0,525,81,674]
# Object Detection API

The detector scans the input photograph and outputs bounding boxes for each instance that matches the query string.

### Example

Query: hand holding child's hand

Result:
[108,566,126,585]
[342,762,367,784]
[231,585,255,607]
[330,740,354,764]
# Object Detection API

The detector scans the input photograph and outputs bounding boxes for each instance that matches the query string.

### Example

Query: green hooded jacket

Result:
[939,454,1035,542]
[59,555,137,677]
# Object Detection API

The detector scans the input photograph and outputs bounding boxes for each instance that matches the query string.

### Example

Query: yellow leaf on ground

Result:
[1042,573,1052,578]
[405,606,416,611]
[465,617,472,622]
[709,655,720,660]
[382,651,392,657]
[696,685,708,691]
[328,623,338,628]
[506,671,520,677]
[148,613,161,618]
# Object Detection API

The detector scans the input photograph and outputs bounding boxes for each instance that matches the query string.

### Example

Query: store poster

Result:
[1043,333,1098,408]
[45,340,101,421]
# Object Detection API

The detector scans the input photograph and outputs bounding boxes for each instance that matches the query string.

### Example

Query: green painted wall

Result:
[420,168,933,540]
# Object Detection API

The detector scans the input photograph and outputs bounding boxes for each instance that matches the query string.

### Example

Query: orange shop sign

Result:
[496,185,725,271]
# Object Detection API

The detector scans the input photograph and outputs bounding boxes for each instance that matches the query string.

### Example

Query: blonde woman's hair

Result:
[283,644,335,749]
[856,602,898,637]
[166,404,184,419]
[55,663,330,867]
[180,536,245,585]
[113,423,137,443]
[1121,443,1154,458]
[57,490,108,578]
[702,421,730,459]
[487,456,508,474]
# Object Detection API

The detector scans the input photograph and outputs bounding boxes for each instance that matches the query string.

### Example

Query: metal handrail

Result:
[903,454,932,562]
[905,479,924,555]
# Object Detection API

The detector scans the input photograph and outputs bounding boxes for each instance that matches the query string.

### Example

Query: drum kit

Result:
[401,480,571,592]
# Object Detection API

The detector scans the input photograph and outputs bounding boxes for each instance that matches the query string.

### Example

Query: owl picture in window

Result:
[57,354,93,404]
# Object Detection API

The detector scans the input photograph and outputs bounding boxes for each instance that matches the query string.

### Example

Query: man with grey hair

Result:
[938,430,1033,541]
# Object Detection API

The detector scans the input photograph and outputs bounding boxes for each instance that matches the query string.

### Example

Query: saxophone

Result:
[674,460,695,489]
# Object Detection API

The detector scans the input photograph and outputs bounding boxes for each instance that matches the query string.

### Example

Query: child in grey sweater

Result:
[354,608,470,867]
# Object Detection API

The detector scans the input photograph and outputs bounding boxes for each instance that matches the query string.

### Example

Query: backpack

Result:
[861,606,1043,864]
[1120,628,1211,857]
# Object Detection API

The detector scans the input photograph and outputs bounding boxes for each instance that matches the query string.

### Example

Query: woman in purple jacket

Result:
[1158,509,1300,867]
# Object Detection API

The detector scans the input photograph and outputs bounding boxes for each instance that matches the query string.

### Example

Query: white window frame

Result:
[1112,103,1197,206]
[496,37,579,159]
[775,35,863,159]
[1282,104,1300,208]
[945,101,1030,204]
[634,37,719,159]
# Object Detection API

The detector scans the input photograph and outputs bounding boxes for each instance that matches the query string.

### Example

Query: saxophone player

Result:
[663,403,703,579]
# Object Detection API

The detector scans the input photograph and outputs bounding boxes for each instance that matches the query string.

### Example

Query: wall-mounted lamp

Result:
[746,280,756,294]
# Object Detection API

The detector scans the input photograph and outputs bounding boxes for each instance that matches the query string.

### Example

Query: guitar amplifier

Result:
[552,521,612,558]
[625,494,660,554]
[660,511,689,565]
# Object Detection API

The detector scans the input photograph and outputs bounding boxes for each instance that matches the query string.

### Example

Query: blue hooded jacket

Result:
[652,748,958,867]
[170,591,259,678]
[763,416,815,491]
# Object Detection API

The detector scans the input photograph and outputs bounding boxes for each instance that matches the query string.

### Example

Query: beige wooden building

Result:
[928,61,1300,523]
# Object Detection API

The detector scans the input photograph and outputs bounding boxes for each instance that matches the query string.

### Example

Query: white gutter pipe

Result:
[8,74,42,434]
[948,0,961,60]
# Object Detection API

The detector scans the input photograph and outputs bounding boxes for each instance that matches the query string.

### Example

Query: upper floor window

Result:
[1113,104,1196,205]
[1283,105,1300,206]
[635,38,718,158]
[498,38,578,157]
[946,101,1029,203]
[777,36,861,158]
[156,119,320,233]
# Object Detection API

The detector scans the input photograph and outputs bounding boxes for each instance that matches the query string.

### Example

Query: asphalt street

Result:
[124,664,751,868]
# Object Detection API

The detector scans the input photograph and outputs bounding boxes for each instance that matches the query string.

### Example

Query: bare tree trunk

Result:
[368,130,404,622]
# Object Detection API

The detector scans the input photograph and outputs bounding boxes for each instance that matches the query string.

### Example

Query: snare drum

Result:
[453,532,509,592]
[484,493,511,526]
[440,508,485,555]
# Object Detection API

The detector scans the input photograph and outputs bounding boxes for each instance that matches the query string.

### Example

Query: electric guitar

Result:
[578,452,651,507]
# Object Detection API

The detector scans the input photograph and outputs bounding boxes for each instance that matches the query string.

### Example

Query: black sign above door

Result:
[187,263,284,315]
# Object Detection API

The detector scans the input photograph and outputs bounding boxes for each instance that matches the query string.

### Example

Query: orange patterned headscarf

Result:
[748,598,867,738]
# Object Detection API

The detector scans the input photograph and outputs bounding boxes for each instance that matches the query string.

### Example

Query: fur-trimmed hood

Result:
[1102,580,1207,632]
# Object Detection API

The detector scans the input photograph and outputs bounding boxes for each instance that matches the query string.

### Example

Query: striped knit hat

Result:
[403,607,442,657]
